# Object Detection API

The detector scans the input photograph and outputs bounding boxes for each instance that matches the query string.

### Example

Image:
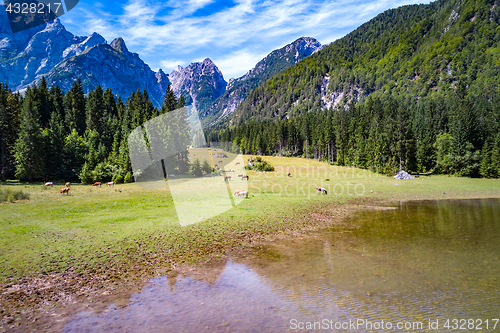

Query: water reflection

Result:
[64,199,500,332]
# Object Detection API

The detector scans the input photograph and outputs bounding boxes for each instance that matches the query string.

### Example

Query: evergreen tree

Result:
[161,84,177,114]
[192,158,202,177]
[201,159,211,175]
[35,77,52,129]
[0,84,20,180]
[65,78,86,135]
[63,129,86,180]
[86,85,104,133]
[14,87,45,180]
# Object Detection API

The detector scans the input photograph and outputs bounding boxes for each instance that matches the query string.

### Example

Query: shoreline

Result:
[1,166,499,331]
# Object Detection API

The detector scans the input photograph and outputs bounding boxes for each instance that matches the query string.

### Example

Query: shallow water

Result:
[64,199,500,332]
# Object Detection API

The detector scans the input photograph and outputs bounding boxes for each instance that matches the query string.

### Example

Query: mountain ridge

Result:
[231,0,500,123]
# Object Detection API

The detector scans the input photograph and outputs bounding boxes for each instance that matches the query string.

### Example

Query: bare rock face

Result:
[168,58,227,113]
[42,37,169,107]
[0,11,105,91]
[0,12,225,109]
[0,11,171,106]
[202,37,322,126]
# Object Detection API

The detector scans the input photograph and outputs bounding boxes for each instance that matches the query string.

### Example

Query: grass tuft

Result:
[0,188,30,203]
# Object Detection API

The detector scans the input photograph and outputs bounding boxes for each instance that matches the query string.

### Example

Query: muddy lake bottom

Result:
[38,198,499,333]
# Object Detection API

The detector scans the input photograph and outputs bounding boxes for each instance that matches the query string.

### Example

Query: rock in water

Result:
[394,170,415,180]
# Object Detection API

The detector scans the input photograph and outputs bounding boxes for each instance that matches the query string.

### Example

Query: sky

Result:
[60,0,431,80]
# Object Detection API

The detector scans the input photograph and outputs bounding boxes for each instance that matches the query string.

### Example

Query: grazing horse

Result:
[224,176,232,181]
[233,190,248,198]
[316,187,328,195]
[237,174,243,178]
[218,160,223,163]
[44,182,54,187]
[106,182,114,186]
[242,175,249,180]
[65,182,70,188]
[92,182,101,187]
[59,188,70,195]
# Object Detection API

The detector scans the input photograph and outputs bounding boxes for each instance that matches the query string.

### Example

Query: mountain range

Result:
[0,7,322,122]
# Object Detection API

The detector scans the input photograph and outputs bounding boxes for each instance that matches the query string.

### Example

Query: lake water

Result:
[63,199,500,332]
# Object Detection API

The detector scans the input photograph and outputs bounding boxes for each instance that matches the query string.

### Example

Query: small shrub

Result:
[112,174,124,184]
[246,157,275,172]
[79,162,93,184]
[124,172,133,183]
[0,188,30,203]
[191,159,203,177]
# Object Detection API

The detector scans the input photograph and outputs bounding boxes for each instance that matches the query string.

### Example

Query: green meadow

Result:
[1,156,499,283]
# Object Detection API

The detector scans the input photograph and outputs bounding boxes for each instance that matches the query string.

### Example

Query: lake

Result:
[63,199,500,332]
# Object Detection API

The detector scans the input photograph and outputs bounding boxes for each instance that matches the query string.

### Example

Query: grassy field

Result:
[1,156,500,285]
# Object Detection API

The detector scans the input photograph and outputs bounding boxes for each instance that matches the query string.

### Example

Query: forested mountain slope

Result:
[213,0,500,178]
[233,0,500,122]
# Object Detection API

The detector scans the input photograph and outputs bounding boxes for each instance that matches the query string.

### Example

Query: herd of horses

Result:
[44,181,114,195]
[42,167,327,197]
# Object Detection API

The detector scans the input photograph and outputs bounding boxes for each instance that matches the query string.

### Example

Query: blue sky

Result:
[60,0,431,79]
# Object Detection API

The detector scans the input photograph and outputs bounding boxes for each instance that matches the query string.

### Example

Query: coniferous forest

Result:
[210,82,500,177]
[208,0,500,178]
[1,76,499,182]
[2,0,500,181]
[0,78,186,183]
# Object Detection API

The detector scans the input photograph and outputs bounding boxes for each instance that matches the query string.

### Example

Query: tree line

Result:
[210,82,500,178]
[0,77,187,183]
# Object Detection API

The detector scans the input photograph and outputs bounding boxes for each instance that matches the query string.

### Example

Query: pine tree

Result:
[0,84,20,180]
[44,110,66,179]
[192,158,202,177]
[14,87,45,180]
[161,84,178,114]
[35,77,52,129]
[65,78,86,135]
[63,129,86,180]
[201,159,211,175]
[86,85,104,133]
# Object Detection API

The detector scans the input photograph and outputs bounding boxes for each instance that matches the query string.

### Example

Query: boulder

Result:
[394,170,415,180]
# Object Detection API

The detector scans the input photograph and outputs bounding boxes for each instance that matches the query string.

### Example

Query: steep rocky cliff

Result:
[168,58,227,113]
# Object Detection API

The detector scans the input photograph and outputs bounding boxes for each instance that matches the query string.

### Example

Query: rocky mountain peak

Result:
[155,68,171,93]
[110,37,129,54]
[168,58,227,112]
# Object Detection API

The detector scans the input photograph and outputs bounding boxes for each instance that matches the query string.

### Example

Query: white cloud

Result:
[212,49,269,80]
[60,0,433,78]
[159,59,187,72]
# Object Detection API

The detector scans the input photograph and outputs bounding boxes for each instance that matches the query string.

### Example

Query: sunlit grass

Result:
[1,156,499,282]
